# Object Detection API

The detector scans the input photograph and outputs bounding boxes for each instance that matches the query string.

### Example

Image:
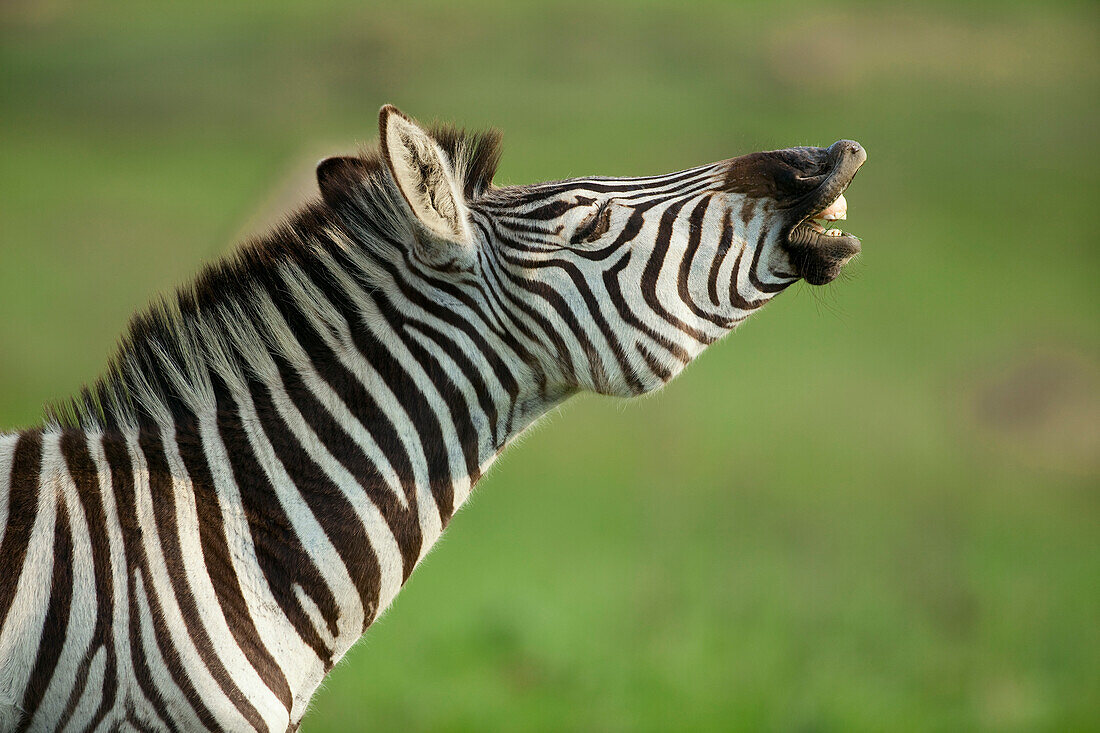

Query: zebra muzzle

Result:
[784,140,865,285]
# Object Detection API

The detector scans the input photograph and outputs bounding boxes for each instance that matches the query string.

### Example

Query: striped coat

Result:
[0,105,865,731]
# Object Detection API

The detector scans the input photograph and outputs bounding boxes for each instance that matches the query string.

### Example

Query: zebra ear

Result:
[316,156,367,207]
[379,105,473,251]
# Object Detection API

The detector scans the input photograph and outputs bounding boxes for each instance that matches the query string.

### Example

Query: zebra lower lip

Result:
[793,221,856,241]
[787,186,862,285]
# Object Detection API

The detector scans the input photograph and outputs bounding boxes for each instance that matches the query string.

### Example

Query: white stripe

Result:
[161,432,289,731]
[198,414,326,702]
[32,449,98,730]
[87,432,162,726]
[64,643,105,732]
[0,433,18,548]
[254,288,444,556]
[0,435,57,720]
[125,430,249,732]
[338,239,521,448]
[290,584,335,653]
[259,374,404,619]
[231,387,367,644]
[130,570,206,731]
[244,293,409,508]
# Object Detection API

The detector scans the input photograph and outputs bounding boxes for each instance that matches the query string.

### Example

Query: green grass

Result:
[1,1,1098,729]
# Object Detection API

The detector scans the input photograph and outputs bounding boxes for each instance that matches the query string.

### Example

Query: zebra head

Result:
[322,106,865,399]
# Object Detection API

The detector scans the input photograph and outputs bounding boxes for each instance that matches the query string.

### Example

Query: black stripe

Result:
[140,429,268,731]
[675,197,748,329]
[727,238,769,311]
[471,227,554,408]
[403,315,501,448]
[174,413,294,711]
[707,210,735,307]
[678,197,711,312]
[248,263,446,531]
[494,245,641,394]
[102,434,184,732]
[134,561,221,732]
[249,285,427,549]
[491,184,716,264]
[640,197,715,345]
[339,231,526,403]
[57,431,118,731]
[281,261,457,523]
[269,349,423,581]
[125,708,165,733]
[747,222,792,294]
[0,431,43,631]
[15,495,73,732]
[359,286,485,485]
[603,251,691,366]
[482,250,583,387]
[210,373,338,664]
[246,375,383,631]
[119,430,224,731]
[483,164,717,204]
[635,341,674,383]
[513,199,573,221]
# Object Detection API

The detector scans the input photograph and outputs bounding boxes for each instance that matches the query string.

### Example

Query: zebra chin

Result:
[785,227,862,286]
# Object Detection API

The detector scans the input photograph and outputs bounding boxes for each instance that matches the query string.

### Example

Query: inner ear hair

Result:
[379,105,471,245]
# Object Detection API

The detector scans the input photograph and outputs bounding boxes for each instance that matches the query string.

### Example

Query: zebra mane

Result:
[45,123,503,431]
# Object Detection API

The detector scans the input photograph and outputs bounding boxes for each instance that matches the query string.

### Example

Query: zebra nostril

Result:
[827,140,863,161]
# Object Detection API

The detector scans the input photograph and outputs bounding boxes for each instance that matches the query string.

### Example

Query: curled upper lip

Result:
[798,140,866,220]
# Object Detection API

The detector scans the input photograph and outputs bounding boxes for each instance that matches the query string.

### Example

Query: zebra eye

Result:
[570,201,612,244]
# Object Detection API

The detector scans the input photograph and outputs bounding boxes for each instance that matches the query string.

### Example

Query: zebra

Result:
[0,104,865,731]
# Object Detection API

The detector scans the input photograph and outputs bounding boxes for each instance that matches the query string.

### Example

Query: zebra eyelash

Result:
[569,201,613,245]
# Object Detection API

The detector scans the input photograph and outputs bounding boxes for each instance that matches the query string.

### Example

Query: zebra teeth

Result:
[816,193,847,221]
[825,228,844,237]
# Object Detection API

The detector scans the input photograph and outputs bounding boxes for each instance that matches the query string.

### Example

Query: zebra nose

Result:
[829,140,866,166]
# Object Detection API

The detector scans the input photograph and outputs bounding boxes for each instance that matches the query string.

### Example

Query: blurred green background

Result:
[2,1,1098,730]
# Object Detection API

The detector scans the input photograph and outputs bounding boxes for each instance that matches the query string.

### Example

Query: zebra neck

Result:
[14,224,567,717]
[157,263,561,644]
[0,299,560,729]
